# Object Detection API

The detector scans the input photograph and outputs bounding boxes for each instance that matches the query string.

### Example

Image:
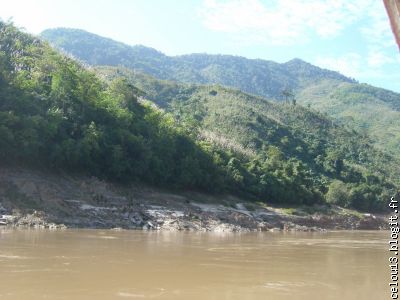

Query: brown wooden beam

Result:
[383,0,400,51]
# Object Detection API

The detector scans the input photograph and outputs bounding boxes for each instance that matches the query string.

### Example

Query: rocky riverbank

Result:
[0,167,388,232]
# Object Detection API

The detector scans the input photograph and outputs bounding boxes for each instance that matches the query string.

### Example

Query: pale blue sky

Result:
[1,0,399,92]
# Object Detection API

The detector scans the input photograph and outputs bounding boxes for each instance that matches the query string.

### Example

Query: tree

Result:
[326,180,351,207]
[281,88,294,104]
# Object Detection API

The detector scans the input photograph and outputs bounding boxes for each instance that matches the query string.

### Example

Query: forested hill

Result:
[41,28,354,99]
[96,66,400,211]
[0,22,398,212]
[41,27,400,159]
[0,22,225,190]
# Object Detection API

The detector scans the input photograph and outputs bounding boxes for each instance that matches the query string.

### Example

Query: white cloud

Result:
[314,51,399,83]
[199,0,374,45]
[200,0,400,91]
[367,50,394,67]
[359,1,398,71]
[360,1,394,46]
[315,53,362,79]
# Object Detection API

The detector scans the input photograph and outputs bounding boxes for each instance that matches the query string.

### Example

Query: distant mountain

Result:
[41,28,354,100]
[41,28,167,74]
[41,28,400,157]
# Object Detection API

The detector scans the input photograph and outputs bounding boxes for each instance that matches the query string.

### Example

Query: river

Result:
[0,229,387,299]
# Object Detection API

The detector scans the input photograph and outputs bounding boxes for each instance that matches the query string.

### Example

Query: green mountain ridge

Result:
[297,80,400,155]
[95,66,400,211]
[41,28,355,98]
[0,22,398,212]
[41,28,400,157]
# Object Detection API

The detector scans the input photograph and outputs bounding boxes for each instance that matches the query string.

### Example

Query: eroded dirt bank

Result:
[0,167,388,232]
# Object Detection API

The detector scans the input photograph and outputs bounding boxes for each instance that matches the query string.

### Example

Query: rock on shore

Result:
[0,167,388,232]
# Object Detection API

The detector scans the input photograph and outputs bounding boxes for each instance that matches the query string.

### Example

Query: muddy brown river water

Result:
[0,229,387,299]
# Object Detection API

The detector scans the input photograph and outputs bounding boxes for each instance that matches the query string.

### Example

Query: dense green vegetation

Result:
[1,23,397,212]
[97,67,400,211]
[0,22,223,190]
[297,80,400,156]
[41,28,400,158]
